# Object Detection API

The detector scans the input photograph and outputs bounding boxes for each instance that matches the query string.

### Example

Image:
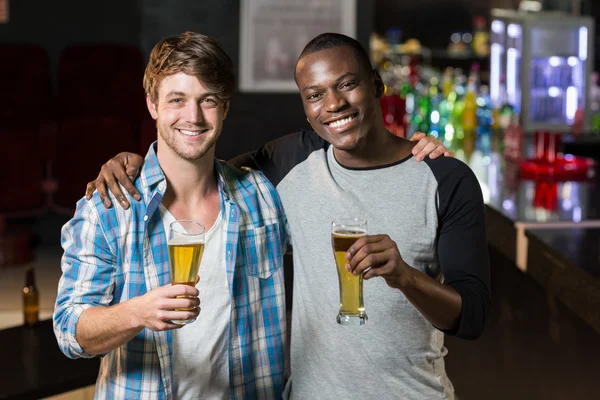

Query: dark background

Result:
[0,0,598,160]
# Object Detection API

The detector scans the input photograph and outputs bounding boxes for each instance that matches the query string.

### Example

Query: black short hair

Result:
[294,33,373,81]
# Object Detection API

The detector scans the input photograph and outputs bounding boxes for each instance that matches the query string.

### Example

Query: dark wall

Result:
[0,0,375,161]
[374,0,516,49]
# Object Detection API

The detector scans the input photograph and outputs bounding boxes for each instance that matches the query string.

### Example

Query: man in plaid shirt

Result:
[54,32,288,399]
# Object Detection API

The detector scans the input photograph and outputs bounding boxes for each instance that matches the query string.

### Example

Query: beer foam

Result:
[332,229,367,237]
[168,236,205,246]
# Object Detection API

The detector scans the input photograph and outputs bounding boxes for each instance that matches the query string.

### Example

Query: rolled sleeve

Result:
[53,198,117,359]
[435,161,491,339]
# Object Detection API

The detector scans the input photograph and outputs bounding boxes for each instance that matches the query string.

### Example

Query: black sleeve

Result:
[425,157,491,340]
[228,129,329,187]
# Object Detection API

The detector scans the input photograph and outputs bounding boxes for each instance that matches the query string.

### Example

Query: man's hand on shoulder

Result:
[85,152,144,209]
[410,132,454,162]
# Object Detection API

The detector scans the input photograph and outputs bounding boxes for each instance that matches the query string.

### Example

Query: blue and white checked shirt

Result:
[54,143,289,399]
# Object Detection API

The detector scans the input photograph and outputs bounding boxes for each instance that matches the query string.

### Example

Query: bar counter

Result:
[0,320,99,399]
[450,133,600,270]
[445,132,600,400]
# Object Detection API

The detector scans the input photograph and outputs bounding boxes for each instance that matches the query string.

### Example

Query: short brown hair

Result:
[143,31,235,104]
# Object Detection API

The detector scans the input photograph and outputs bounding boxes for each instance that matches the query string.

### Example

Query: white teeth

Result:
[328,115,355,128]
[179,129,201,136]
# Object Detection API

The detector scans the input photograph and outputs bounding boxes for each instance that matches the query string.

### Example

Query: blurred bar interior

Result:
[0,0,599,399]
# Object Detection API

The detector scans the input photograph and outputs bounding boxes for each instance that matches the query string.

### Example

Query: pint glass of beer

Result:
[331,218,367,325]
[168,220,205,325]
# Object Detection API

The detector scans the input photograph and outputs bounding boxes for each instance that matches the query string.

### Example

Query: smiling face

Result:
[295,45,382,153]
[147,72,229,162]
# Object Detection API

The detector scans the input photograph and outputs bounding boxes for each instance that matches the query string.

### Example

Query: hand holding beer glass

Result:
[168,220,205,325]
[331,218,367,325]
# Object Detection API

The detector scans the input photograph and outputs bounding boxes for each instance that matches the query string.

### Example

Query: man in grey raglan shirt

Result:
[87,33,490,400]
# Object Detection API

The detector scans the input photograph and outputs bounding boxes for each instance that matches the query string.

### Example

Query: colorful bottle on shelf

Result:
[462,79,478,133]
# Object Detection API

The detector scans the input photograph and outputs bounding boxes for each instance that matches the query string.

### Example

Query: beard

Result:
[157,123,220,162]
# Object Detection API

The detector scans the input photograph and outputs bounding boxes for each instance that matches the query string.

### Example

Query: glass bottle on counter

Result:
[23,265,40,327]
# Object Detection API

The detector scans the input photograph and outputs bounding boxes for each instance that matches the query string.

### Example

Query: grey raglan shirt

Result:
[232,130,491,400]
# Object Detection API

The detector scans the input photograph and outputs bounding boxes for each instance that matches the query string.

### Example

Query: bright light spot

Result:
[573,206,582,222]
[548,86,560,97]
[444,124,454,141]
[431,111,440,124]
[579,27,588,60]
[507,48,518,105]
[567,56,579,67]
[566,86,578,120]
[549,56,561,67]
[490,43,502,105]
[406,94,414,114]
[492,20,504,34]
[508,24,521,39]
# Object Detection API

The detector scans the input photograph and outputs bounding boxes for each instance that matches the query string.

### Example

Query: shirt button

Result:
[158,182,165,191]
[227,250,232,259]
[143,215,149,221]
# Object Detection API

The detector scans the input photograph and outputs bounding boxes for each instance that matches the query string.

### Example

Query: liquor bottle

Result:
[23,265,40,327]
[590,72,600,133]
[462,79,478,133]
[442,67,454,100]
[428,77,441,136]
[503,114,524,161]
[417,85,431,134]
[472,16,490,57]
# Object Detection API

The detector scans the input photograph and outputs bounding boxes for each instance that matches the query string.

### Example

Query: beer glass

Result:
[168,220,205,325]
[331,218,367,325]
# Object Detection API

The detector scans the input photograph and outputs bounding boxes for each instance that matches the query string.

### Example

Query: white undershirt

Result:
[160,204,231,400]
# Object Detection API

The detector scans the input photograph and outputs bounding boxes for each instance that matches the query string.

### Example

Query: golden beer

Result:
[168,220,205,325]
[331,218,368,325]
[168,240,205,286]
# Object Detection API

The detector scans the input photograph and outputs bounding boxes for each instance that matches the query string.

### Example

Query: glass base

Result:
[337,313,367,325]
[171,317,196,325]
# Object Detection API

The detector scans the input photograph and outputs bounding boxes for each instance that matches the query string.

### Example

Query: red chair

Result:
[57,44,146,120]
[0,44,51,120]
[52,117,137,211]
[0,123,45,266]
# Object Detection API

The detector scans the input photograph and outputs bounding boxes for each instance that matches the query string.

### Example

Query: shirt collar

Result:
[139,141,231,201]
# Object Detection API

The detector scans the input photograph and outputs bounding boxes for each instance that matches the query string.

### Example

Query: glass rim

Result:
[331,218,367,233]
[331,218,367,226]
[169,219,205,236]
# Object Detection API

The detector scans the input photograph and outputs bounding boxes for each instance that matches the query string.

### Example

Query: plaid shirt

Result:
[54,143,289,399]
